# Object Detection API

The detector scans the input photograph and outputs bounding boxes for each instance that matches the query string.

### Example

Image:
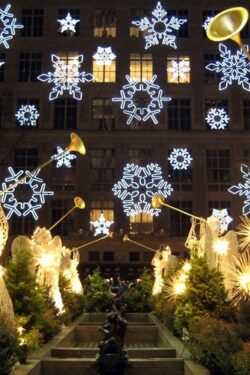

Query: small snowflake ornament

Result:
[112,163,173,216]
[90,213,114,236]
[112,75,171,124]
[57,12,79,34]
[132,1,187,50]
[210,208,233,235]
[0,4,23,49]
[205,43,250,91]
[93,47,116,66]
[1,167,54,220]
[15,105,40,126]
[51,146,76,168]
[37,54,94,100]
[202,17,213,31]
[168,148,193,170]
[167,59,190,82]
[228,164,250,215]
[205,107,230,130]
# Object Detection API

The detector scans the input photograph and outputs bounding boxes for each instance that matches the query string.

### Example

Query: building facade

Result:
[0,0,250,279]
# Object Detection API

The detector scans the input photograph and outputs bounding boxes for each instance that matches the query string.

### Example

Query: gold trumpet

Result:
[74,232,113,251]
[151,194,206,223]
[49,196,85,231]
[123,234,156,253]
[0,132,86,196]
[206,7,250,61]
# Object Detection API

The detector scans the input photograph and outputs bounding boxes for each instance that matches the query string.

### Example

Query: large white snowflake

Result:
[93,47,116,66]
[205,43,250,91]
[37,54,94,101]
[205,107,230,130]
[51,146,76,168]
[1,167,54,220]
[15,105,40,126]
[228,164,250,216]
[168,148,193,170]
[112,163,173,216]
[132,1,187,50]
[167,59,190,82]
[90,213,114,236]
[57,12,79,33]
[210,208,233,235]
[112,75,171,124]
[0,4,23,49]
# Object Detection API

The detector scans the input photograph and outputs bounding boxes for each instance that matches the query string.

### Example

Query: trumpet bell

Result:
[67,132,86,155]
[123,234,129,242]
[206,7,249,43]
[74,197,85,209]
[151,194,164,209]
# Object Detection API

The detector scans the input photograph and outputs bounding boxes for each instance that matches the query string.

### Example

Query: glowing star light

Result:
[112,163,173,216]
[205,43,250,91]
[15,105,40,126]
[167,60,190,82]
[1,167,54,220]
[112,75,171,124]
[227,250,250,303]
[228,164,250,215]
[37,54,94,101]
[90,213,114,236]
[211,209,233,235]
[93,47,116,66]
[132,1,187,50]
[57,12,79,34]
[237,216,250,250]
[51,146,76,168]
[168,148,192,170]
[0,4,23,49]
[205,107,230,130]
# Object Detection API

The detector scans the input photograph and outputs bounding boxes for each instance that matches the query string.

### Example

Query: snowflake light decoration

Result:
[57,12,80,34]
[168,148,193,170]
[0,4,23,49]
[112,163,173,216]
[0,61,4,68]
[228,164,250,215]
[1,167,54,220]
[205,43,250,91]
[15,105,40,126]
[205,107,230,130]
[211,209,233,235]
[93,47,116,66]
[202,17,213,30]
[112,75,171,124]
[90,213,114,236]
[37,54,94,101]
[51,146,76,168]
[132,1,187,50]
[167,60,190,82]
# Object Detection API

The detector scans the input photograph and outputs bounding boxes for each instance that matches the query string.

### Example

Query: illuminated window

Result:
[129,213,153,234]
[129,53,153,81]
[93,9,116,37]
[90,149,115,191]
[92,98,115,130]
[93,60,116,82]
[207,149,231,192]
[90,201,114,231]
[243,100,250,130]
[130,8,148,38]
[168,99,191,130]
[166,56,190,83]
[169,200,192,236]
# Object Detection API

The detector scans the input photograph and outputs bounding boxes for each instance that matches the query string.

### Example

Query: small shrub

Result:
[231,342,250,375]
[0,323,18,375]
[59,275,85,323]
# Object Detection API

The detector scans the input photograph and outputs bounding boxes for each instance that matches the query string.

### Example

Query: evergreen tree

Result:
[85,268,113,312]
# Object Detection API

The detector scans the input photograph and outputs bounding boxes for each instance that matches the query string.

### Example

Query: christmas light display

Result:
[228,164,250,215]
[205,43,250,91]
[112,163,173,216]
[0,61,4,67]
[205,107,230,130]
[202,17,214,30]
[168,148,192,170]
[37,54,94,100]
[1,167,54,219]
[166,260,191,300]
[210,208,233,235]
[227,250,250,303]
[112,75,171,124]
[51,146,76,168]
[90,213,114,236]
[167,59,190,82]
[93,46,116,65]
[15,104,40,126]
[236,216,250,250]
[0,4,23,49]
[57,12,79,33]
[132,1,187,50]
[60,247,83,295]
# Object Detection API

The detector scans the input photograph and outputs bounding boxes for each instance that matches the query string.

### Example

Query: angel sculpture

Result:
[60,247,83,295]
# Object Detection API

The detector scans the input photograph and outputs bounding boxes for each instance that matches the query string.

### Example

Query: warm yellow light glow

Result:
[239,272,250,293]
[212,238,229,255]
[38,253,56,267]
[173,280,187,295]
[227,250,250,303]
[237,216,250,250]
[182,261,191,273]
[0,265,5,277]
[17,326,25,345]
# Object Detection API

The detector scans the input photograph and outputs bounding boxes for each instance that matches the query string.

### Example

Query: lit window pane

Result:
[167,56,190,83]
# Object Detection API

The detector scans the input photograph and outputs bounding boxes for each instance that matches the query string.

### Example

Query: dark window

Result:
[21,9,44,37]
[169,200,192,236]
[51,200,72,235]
[128,149,152,164]
[202,10,218,37]
[207,149,231,191]
[94,9,116,37]
[103,252,114,262]
[129,252,140,262]
[0,53,5,81]
[90,149,115,191]
[88,251,100,262]
[19,53,41,82]
[53,98,77,129]
[57,9,80,36]
[204,54,220,84]
[11,216,35,236]
[168,99,191,130]
[92,99,115,130]
[243,100,250,130]
[14,148,38,170]
[168,10,188,37]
